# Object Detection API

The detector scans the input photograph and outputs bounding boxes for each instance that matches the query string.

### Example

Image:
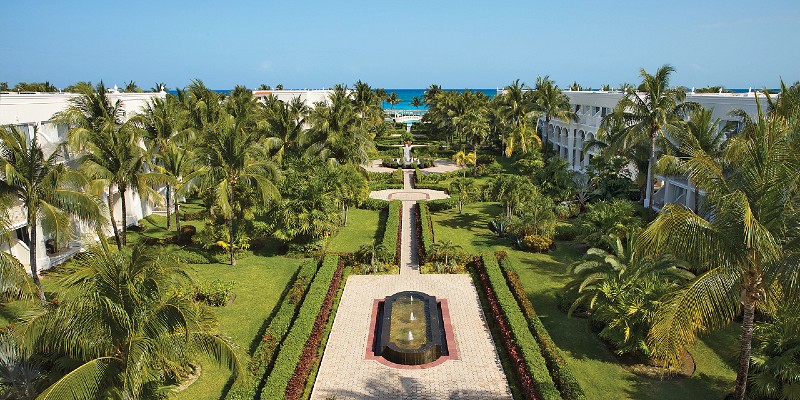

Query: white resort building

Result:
[0,89,166,273]
[543,90,765,211]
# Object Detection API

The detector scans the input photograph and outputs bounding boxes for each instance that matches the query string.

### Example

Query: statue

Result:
[403,143,412,165]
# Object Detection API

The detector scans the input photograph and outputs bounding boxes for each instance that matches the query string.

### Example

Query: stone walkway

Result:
[310,170,511,399]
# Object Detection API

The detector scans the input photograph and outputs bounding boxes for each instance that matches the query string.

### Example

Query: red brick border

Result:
[365,298,458,369]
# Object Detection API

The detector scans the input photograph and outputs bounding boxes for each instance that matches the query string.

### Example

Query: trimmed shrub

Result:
[498,257,587,400]
[414,182,449,192]
[477,256,561,400]
[369,183,404,191]
[554,221,578,241]
[523,235,554,253]
[195,279,235,307]
[357,197,390,211]
[226,261,318,400]
[418,202,434,260]
[171,248,213,264]
[425,197,458,212]
[261,254,342,399]
[379,201,402,263]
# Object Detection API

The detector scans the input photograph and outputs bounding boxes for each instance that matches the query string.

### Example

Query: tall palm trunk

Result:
[175,200,181,234]
[733,299,756,400]
[646,130,657,210]
[473,146,478,178]
[544,115,551,146]
[27,208,46,305]
[343,204,349,227]
[165,186,171,230]
[108,184,122,250]
[228,180,236,266]
[120,183,128,246]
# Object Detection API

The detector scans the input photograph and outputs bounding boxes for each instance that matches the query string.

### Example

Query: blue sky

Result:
[2,1,798,90]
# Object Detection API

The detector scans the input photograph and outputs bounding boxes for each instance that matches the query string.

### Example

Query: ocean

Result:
[167,88,769,111]
[380,88,498,110]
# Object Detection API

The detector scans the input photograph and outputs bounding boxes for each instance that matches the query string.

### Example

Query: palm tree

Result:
[306,85,375,165]
[637,101,800,400]
[499,79,537,156]
[154,144,198,234]
[430,240,462,266]
[535,76,577,148]
[749,304,800,400]
[565,234,693,355]
[410,96,423,109]
[448,178,476,214]
[263,96,309,166]
[611,65,696,210]
[488,174,533,219]
[19,244,240,399]
[67,113,163,248]
[0,195,36,301]
[332,165,369,226]
[387,92,401,112]
[657,107,730,212]
[195,113,280,265]
[452,150,476,178]
[54,81,164,248]
[0,126,103,304]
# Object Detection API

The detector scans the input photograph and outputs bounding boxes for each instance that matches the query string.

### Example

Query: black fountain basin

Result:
[375,291,448,365]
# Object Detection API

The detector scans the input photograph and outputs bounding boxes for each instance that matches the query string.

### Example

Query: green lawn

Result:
[173,255,301,400]
[124,204,307,400]
[326,208,383,253]
[430,202,738,400]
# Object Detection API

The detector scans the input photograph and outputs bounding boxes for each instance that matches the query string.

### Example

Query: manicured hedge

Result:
[261,254,342,400]
[379,201,402,263]
[283,257,345,400]
[414,182,450,192]
[369,183,404,191]
[498,256,587,400]
[426,197,459,212]
[226,261,319,400]
[478,256,561,400]
[417,202,434,260]
[357,197,390,211]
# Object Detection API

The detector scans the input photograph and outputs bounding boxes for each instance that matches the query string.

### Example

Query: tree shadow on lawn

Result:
[373,207,388,244]
[623,371,733,400]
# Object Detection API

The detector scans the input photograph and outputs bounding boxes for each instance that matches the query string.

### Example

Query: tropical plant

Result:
[387,92,400,111]
[565,233,694,356]
[657,107,731,212]
[410,96,423,109]
[195,113,280,265]
[452,150,476,178]
[0,196,36,302]
[0,335,47,399]
[18,244,241,399]
[448,178,477,214]
[306,85,375,165]
[637,101,800,400]
[430,240,462,266]
[55,82,164,248]
[0,126,103,304]
[499,79,539,156]
[749,305,800,400]
[262,96,309,166]
[488,174,534,219]
[332,165,369,226]
[576,199,643,249]
[608,65,696,210]
[535,76,577,146]
[154,143,198,234]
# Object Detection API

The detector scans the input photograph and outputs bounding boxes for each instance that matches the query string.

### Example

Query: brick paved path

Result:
[310,170,511,399]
